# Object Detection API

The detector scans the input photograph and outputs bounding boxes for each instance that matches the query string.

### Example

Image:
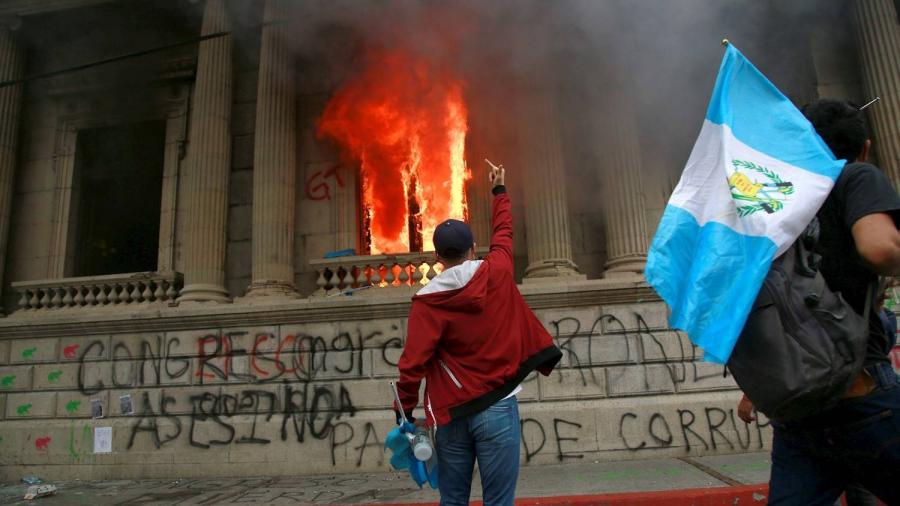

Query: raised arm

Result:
[487,161,513,272]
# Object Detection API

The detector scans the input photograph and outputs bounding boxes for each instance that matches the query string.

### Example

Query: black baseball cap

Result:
[432,219,474,258]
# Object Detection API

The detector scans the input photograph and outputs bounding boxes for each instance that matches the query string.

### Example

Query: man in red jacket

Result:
[396,163,563,505]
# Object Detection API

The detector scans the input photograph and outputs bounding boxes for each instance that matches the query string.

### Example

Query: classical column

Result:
[0,24,23,315]
[517,89,582,280]
[246,0,297,297]
[853,0,900,186]
[600,96,649,278]
[179,0,232,302]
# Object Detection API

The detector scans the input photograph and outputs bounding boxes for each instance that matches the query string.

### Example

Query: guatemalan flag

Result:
[645,43,845,364]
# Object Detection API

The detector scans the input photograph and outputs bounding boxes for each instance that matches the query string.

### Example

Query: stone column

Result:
[0,24,23,314]
[601,96,649,278]
[853,0,900,186]
[246,0,297,297]
[517,89,582,280]
[179,0,232,302]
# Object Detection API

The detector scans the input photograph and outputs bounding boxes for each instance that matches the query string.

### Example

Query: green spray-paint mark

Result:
[16,403,32,415]
[65,400,81,414]
[47,370,63,383]
[68,421,79,459]
[83,425,92,454]
[1,375,14,388]
[21,347,36,358]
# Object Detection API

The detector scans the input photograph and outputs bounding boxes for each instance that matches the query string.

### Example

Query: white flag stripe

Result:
[669,121,836,254]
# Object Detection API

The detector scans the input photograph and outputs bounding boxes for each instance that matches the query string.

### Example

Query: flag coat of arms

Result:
[645,44,845,364]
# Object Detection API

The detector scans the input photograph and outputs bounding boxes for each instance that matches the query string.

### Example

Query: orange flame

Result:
[317,48,471,254]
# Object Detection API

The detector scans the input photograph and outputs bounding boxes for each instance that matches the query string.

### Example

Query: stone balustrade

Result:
[11,271,182,310]
[308,248,488,296]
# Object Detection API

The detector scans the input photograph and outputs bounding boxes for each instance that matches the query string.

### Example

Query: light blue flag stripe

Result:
[706,45,843,180]
[646,206,776,363]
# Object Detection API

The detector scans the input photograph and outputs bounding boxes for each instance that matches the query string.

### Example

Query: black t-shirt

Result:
[815,162,900,365]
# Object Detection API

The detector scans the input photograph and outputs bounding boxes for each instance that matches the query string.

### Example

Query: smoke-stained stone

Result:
[231,134,254,170]
[16,158,55,194]
[0,26,23,315]
[233,71,259,104]
[179,0,233,303]
[230,102,257,137]
[227,204,252,242]
[227,276,251,299]
[853,0,900,187]
[18,126,54,164]
[296,197,332,236]
[516,88,583,280]
[228,169,252,206]
[246,0,299,298]
[10,190,54,226]
[226,240,251,288]
[599,93,649,277]
[20,99,55,131]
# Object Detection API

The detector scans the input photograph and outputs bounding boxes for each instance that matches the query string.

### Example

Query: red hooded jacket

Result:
[397,187,563,426]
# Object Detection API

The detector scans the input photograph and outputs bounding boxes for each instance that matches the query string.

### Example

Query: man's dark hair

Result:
[801,99,868,162]
[439,247,465,262]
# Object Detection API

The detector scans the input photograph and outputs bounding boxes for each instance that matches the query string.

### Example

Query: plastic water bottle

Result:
[411,430,433,461]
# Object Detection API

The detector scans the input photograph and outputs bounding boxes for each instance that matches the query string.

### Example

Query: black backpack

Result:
[727,218,874,421]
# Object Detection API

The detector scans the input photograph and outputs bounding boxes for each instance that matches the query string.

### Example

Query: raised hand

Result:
[486,159,505,188]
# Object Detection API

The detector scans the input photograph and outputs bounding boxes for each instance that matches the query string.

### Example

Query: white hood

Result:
[415,260,483,295]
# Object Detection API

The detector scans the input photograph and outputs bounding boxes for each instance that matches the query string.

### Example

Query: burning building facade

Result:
[0,0,897,480]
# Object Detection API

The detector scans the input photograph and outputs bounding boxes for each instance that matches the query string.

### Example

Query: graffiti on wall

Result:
[2,305,767,470]
[305,164,347,201]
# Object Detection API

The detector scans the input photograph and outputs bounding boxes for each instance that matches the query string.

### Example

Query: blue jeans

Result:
[435,396,520,506]
[768,362,900,505]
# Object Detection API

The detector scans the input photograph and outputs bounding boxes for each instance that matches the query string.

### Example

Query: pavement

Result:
[0,452,772,505]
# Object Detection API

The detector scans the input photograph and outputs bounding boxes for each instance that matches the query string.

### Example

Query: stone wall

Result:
[295,90,349,297]
[224,6,262,300]
[0,291,772,480]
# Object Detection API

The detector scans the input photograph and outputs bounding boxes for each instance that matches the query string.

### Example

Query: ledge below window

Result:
[11,271,183,311]
[307,248,490,297]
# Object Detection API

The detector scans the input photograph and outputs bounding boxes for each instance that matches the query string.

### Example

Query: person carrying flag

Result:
[645,42,900,504]
[750,99,900,504]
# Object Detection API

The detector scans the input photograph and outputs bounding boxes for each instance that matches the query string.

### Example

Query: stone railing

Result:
[308,248,488,297]
[12,271,183,310]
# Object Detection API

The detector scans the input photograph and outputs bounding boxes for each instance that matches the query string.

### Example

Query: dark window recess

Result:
[896,0,900,24]
[71,121,165,276]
